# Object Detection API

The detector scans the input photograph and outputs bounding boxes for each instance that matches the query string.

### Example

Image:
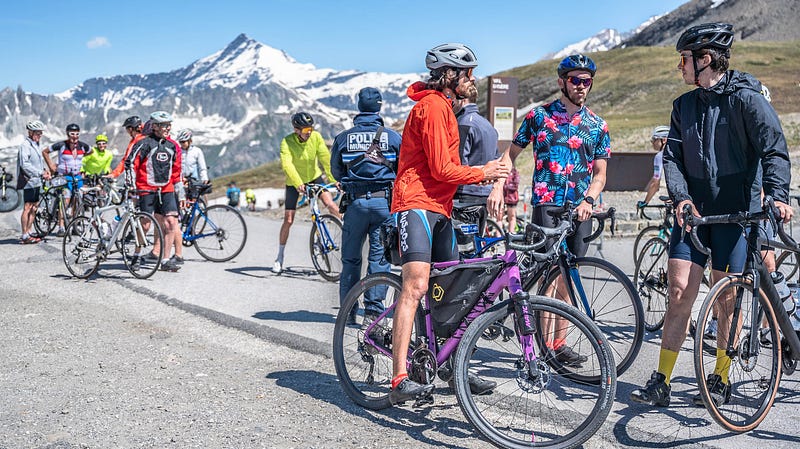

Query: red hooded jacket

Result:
[391,82,484,217]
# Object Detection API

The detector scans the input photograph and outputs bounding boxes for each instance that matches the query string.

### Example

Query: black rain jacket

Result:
[663,70,790,215]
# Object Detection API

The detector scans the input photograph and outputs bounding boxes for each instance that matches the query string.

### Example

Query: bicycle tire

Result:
[333,272,404,410]
[536,257,644,379]
[33,192,59,236]
[192,205,248,262]
[633,237,670,332]
[693,275,782,432]
[632,225,662,262]
[61,216,100,278]
[309,214,342,282]
[453,296,616,449]
[0,186,20,212]
[776,250,799,284]
[121,212,163,279]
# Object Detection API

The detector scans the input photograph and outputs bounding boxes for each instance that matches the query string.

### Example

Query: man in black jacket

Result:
[631,22,792,409]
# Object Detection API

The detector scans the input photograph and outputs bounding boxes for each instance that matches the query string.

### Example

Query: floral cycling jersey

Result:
[512,99,611,206]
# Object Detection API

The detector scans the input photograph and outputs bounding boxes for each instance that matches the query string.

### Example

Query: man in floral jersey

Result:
[488,54,610,365]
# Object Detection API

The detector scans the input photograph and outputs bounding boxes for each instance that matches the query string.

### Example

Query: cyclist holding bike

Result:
[17,120,51,244]
[488,54,611,365]
[42,123,91,236]
[111,116,145,179]
[388,43,509,404]
[330,87,400,325]
[638,125,669,208]
[273,112,340,274]
[630,22,792,408]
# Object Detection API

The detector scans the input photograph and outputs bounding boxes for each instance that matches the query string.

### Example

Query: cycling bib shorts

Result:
[395,209,458,264]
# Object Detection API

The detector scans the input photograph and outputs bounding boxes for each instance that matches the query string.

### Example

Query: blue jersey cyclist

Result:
[330,87,401,327]
[489,54,610,365]
[42,123,92,236]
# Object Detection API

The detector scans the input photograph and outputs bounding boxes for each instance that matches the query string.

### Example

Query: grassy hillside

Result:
[214,41,800,190]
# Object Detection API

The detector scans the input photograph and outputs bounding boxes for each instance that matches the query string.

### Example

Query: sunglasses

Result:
[68,132,80,136]
[460,68,474,79]
[566,76,592,88]
[679,53,693,67]
[298,127,313,133]
[154,123,172,129]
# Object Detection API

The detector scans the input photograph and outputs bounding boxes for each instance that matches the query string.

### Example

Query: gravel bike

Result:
[519,204,644,377]
[333,226,616,449]
[33,176,71,236]
[306,183,342,282]
[180,180,247,262]
[687,198,800,432]
[0,164,20,212]
[62,187,164,279]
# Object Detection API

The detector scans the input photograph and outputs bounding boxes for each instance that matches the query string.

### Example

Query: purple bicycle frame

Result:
[362,248,538,371]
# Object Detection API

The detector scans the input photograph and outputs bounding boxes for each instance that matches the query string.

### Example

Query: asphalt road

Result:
[1,208,798,449]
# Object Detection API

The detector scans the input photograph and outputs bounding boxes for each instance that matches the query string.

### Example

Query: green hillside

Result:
[214,41,800,190]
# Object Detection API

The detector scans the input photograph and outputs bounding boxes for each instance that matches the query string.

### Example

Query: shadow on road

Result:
[252,310,335,324]
[227,265,331,283]
[266,369,478,448]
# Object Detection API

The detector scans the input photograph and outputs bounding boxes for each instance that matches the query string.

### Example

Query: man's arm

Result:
[279,137,304,188]
[488,143,525,218]
[197,148,209,182]
[315,134,336,183]
[41,146,56,173]
[642,176,660,204]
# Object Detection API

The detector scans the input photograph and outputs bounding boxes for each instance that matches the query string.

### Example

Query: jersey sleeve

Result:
[280,137,304,187]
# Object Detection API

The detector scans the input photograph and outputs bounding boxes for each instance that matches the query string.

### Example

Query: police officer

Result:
[330,87,401,326]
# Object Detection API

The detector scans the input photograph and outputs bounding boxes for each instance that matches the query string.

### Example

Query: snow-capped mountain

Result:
[0,34,422,176]
[545,15,663,60]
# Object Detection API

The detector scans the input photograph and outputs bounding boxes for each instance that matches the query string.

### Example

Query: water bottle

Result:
[100,221,112,240]
[110,214,121,233]
[790,283,800,332]
[770,271,794,315]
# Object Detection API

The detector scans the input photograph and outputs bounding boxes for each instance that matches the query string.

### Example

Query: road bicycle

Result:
[62,187,164,279]
[688,198,800,432]
[0,164,20,212]
[33,176,71,236]
[180,180,247,262]
[306,183,342,282]
[518,205,644,377]
[333,225,616,449]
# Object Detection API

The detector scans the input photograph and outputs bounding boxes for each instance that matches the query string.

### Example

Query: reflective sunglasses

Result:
[567,76,592,88]
[68,132,80,136]
[299,127,313,133]
[461,67,474,79]
[155,123,172,129]
[679,53,693,67]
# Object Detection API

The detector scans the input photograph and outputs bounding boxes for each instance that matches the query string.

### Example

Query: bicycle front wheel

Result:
[121,212,163,279]
[0,186,20,212]
[33,192,58,236]
[694,275,782,433]
[309,214,342,282]
[192,205,248,262]
[537,257,644,378]
[634,237,670,332]
[453,296,616,449]
[776,250,799,284]
[62,216,100,278]
[333,272,404,410]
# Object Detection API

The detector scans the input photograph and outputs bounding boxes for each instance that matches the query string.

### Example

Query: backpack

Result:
[140,139,176,187]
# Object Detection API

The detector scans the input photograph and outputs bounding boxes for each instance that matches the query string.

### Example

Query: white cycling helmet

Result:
[425,43,478,71]
[149,110,173,124]
[177,129,193,142]
[651,125,670,139]
[26,120,45,131]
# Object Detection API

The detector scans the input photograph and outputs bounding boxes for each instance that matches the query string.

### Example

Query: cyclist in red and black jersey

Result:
[42,123,91,236]
[111,115,145,179]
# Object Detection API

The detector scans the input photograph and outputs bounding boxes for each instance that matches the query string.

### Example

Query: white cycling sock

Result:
[276,245,286,263]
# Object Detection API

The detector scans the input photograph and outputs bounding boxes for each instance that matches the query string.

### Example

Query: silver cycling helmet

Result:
[149,110,173,124]
[651,125,670,139]
[425,43,478,70]
[177,129,193,142]
[26,120,45,131]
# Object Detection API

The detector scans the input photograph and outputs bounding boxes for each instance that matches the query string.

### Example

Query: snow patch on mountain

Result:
[546,14,664,60]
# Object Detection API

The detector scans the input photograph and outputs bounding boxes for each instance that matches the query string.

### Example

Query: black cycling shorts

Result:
[284,176,325,211]
[23,187,40,203]
[139,191,178,216]
[396,209,458,264]
[668,221,747,272]
[532,205,593,257]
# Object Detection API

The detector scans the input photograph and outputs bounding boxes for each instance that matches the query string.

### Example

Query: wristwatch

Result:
[584,195,595,206]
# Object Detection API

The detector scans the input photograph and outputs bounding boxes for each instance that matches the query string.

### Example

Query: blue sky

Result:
[1,0,687,94]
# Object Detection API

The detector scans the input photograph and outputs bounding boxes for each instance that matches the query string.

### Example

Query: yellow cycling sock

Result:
[657,349,679,385]
[713,348,732,384]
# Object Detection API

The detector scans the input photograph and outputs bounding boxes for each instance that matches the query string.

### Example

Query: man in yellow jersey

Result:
[81,134,114,176]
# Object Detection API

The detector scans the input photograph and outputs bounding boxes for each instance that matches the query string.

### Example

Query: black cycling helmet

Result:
[676,22,734,51]
[291,112,314,129]
[557,54,597,78]
[123,115,142,128]
[65,123,80,132]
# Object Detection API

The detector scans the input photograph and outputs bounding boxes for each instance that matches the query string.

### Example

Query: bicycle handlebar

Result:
[505,219,572,253]
[584,207,616,242]
[682,196,799,256]
[305,182,338,196]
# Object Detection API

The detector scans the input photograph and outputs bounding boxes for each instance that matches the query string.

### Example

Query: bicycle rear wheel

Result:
[121,212,163,279]
[192,205,248,262]
[333,272,404,410]
[33,192,58,236]
[0,186,19,212]
[776,250,799,284]
[310,214,342,282]
[694,275,782,432]
[634,237,670,332]
[453,296,616,449]
[537,257,643,379]
[632,225,662,262]
[62,216,100,279]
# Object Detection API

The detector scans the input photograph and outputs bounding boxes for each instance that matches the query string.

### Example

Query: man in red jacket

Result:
[388,43,509,404]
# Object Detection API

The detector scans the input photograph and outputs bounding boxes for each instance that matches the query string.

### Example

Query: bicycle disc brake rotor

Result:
[410,347,437,385]
[737,333,759,372]
[515,358,550,393]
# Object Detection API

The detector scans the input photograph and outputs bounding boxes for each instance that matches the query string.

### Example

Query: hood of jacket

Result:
[352,112,385,127]
[407,81,449,103]
[705,70,763,97]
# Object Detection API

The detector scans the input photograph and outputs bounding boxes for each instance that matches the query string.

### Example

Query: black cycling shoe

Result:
[553,345,588,366]
[390,378,434,405]
[450,373,497,395]
[692,373,731,407]
[630,371,671,407]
